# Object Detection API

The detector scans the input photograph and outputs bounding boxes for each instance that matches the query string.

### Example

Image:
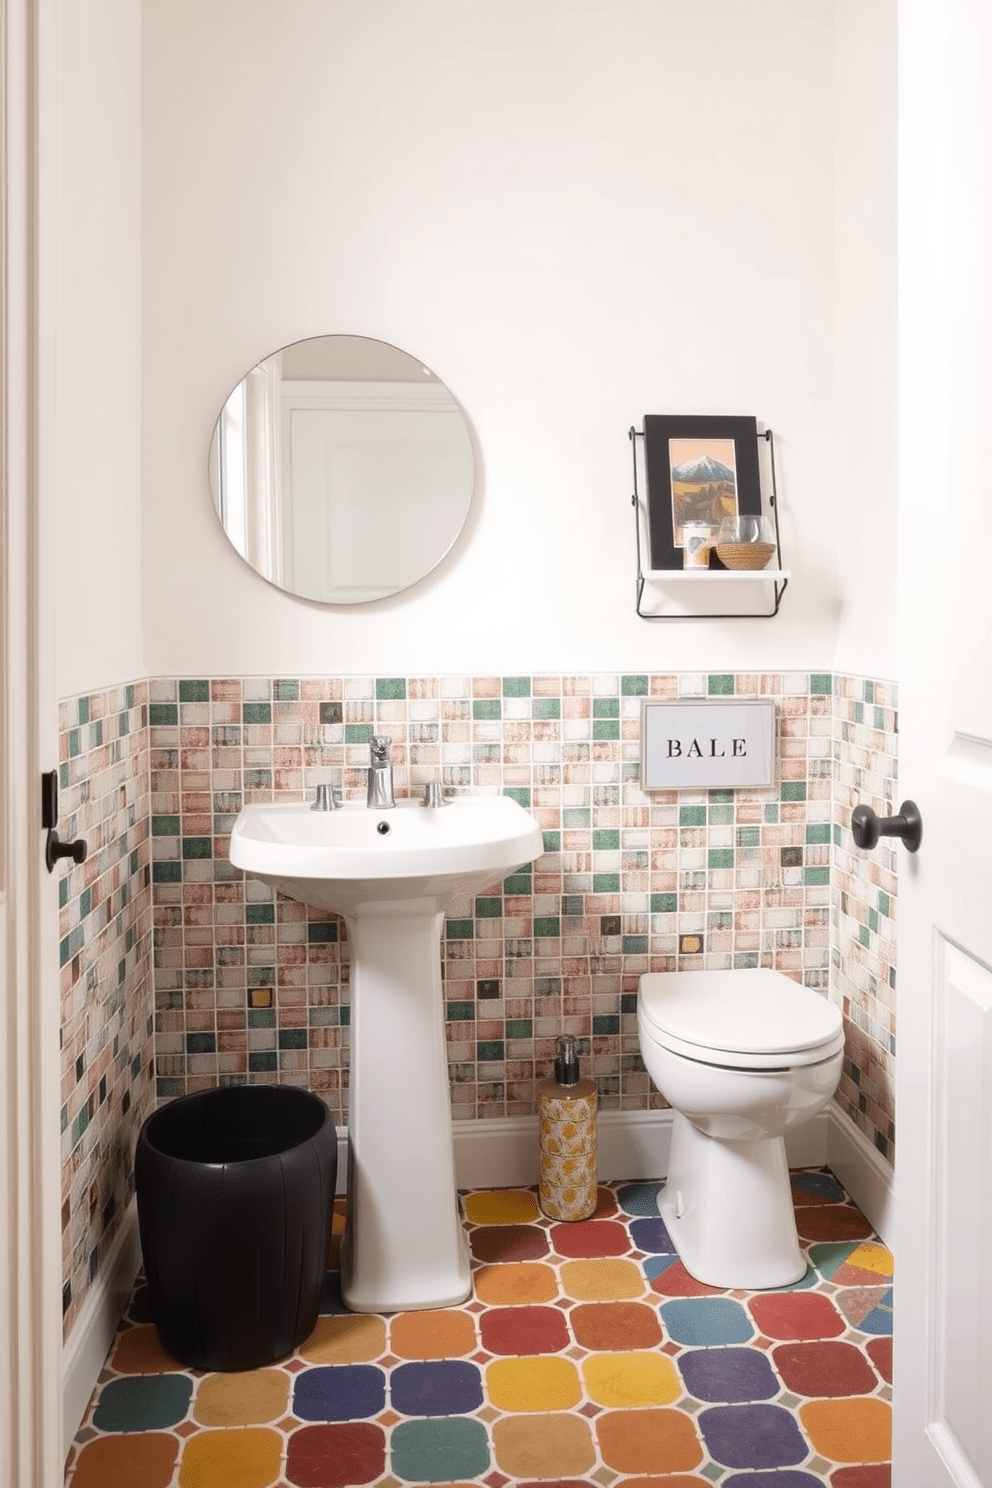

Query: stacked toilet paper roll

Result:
[538,1091,598,1221]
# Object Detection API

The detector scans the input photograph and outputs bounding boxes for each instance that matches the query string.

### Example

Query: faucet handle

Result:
[311,782,341,812]
[422,781,449,808]
[370,734,392,763]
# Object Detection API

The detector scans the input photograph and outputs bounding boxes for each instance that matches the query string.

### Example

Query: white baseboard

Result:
[62,1102,892,1455]
[62,1199,143,1452]
[450,1103,893,1244]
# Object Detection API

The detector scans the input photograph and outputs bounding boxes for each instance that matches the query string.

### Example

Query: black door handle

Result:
[45,831,88,872]
[851,799,922,854]
[41,768,87,873]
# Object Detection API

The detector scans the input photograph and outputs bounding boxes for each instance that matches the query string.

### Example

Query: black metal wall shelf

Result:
[629,426,789,620]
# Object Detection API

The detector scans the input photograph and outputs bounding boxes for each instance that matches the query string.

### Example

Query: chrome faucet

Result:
[367,734,395,808]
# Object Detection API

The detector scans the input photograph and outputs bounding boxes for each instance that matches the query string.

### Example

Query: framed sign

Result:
[640,699,776,790]
[643,414,762,570]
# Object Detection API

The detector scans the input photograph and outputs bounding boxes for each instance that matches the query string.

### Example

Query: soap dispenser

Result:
[538,1035,598,1221]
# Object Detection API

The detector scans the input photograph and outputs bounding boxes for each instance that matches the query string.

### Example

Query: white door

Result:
[1,0,66,1483]
[894,1,992,1482]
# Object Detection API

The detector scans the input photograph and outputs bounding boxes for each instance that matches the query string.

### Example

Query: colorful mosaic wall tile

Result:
[58,681,155,1340]
[59,670,899,1345]
[831,676,899,1162]
[65,1172,893,1486]
[146,672,843,1128]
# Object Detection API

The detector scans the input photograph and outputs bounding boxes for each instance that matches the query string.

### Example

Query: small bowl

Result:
[715,541,776,571]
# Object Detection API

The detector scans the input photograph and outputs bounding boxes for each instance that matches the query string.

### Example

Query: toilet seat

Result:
[638,968,844,1071]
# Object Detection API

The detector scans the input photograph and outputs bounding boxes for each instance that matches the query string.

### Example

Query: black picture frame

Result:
[643,414,762,571]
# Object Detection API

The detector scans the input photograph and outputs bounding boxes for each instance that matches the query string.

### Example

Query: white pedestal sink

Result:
[229,794,544,1312]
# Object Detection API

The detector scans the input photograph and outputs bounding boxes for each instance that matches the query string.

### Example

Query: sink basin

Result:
[229,791,545,1313]
[230,794,544,916]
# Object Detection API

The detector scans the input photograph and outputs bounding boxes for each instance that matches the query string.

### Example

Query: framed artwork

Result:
[643,415,762,570]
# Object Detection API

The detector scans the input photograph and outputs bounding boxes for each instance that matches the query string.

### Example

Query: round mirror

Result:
[208,335,474,604]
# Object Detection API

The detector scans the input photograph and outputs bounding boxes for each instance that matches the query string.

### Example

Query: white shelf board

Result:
[637,568,790,618]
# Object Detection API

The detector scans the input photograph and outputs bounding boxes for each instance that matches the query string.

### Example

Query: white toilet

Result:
[637,967,844,1290]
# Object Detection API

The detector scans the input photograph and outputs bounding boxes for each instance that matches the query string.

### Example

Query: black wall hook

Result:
[851,799,923,854]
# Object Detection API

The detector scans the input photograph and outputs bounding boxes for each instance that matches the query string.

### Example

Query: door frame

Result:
[2,0,65,1481]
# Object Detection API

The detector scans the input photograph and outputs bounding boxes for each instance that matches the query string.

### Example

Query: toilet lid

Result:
[638,968,843,1057]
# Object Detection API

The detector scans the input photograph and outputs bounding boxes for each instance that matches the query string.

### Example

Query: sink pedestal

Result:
[339,906,470,1313]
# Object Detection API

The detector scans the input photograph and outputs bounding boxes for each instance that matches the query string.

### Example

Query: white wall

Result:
[832,0,898,681]
[58,0,144,699]
[140,0,868,679]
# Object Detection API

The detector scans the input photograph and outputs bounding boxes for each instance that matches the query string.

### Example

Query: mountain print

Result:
[671,454,735,484]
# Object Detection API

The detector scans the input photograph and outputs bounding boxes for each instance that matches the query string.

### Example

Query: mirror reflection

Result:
[208,335,474,603]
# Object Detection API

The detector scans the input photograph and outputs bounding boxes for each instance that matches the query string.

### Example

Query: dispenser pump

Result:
[554,1035,580,1087]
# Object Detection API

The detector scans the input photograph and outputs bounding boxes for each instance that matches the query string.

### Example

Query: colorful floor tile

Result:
[65,1170,892,1486]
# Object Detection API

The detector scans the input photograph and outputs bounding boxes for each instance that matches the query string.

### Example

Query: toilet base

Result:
[659,1110,806,1290]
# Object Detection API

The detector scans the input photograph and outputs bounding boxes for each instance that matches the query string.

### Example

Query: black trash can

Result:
[135,1084,337,1371]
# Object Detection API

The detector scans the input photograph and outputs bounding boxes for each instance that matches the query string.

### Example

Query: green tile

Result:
[859,923,871,947]
[708,674,734,695]
[874,706,886,730]
[651,893,678,913]
[680,806,706,826]
[475,897,503,918]
[708,849,734,869]
[345,724,373,744]
[593,873,621,893]
[249,1052,278,1073]
[477,1041,504,1061]
[879,890,890,917]
[274,679,300,700]
[737,827,760,847]
[77,696,90,725]
[502,677,531,697]
[278,1029,308,1050]
[248,1008,276,1029]
[593,830,620,851]
[542,830,561,852]
[532,698,561,719]
[473,699,501,720]
[869,908,879,933]
[179,680,209,702]
[593,1015,620,1035]
[593,720,620,740]
[620,993,638,1013]
[185,1033,216,1054]
[504,787,532,808]
[735,951,760,969]
[79,887,92,919]
[806,824,831,844]
[621,675,649,695]
[810,674,832,695]
[563,808,590,828]
[708,804,733,825]
[152,861,182,884]
[246,903,275,923]
[506,1019,533,1039]
[854,701,864,723]
[376,677,406,700]
[149,704,178,726]
[804,867,830,886]
[622,935,648,954]
[242,703,271,725]
[781,782,807,801]
[152,815,180,836]
[864,680,874,702]
[182,837,212,860]
[503,872,532,895]
[561,895,584,917]
[534,917,561,937]
[593,698,620,718]
[307,921,338,943]
[446,919,474,940]
[446,1002,475,1022]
